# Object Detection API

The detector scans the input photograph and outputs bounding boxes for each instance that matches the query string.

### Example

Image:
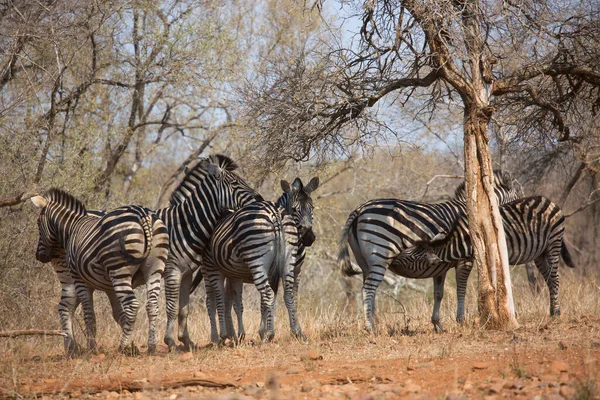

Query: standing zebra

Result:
[155,154,263,351]
[195,177,319,343]
[338,171,518,333]
[43,210,117,357]
[201,177,319,343]
[402,196,575,317]
[31,190,169,354]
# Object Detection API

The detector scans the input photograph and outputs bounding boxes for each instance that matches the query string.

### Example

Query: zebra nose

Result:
[36,251,52,263]
[301,229,316,247]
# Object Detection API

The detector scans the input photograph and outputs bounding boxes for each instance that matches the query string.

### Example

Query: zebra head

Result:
[170,154,263,211]
[31,189,87,264]
[402,233,447,265]
[279,176,319,247]
[454,169,518,205]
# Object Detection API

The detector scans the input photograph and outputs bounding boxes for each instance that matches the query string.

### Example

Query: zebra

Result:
[44,210,110,357]
[200,177,319,343]
[155,154,263,351]
[338,170,518,333]
[401,196,576,317]
[31,189,169,355]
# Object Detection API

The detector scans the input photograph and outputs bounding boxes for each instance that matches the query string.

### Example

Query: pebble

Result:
[559,385,576,398]
[300,348,323,361]
[549,361,568,374]
[180,352,193,361]
[472,362,489,370]
[286,366,302,374]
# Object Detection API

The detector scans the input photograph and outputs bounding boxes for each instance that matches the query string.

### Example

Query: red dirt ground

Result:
[2,314,599,399]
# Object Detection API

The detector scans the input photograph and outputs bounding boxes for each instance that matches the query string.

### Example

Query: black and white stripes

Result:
[32,190,169,354]
[202,177,318,343]
[338,171,518,332]
[403,196,575,316]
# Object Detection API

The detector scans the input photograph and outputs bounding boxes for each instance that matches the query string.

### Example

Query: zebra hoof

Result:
[432,321,445,333]
[164,338,177,352]
[119,344,141,357]
[237,333,246,344]
[293,331,308,342]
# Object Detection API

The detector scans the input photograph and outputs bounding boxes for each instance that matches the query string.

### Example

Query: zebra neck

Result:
[156,199,222,246]
[52,209,93,250]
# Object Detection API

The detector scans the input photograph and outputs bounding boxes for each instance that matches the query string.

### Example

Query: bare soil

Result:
[2,314,599,399]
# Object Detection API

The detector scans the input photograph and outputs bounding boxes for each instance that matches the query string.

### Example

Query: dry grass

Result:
[1,265,599,399]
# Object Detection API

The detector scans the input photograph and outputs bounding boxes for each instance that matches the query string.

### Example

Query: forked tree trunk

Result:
[463,103,518,330]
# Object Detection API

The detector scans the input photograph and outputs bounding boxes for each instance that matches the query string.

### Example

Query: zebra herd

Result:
[29,155,574,357]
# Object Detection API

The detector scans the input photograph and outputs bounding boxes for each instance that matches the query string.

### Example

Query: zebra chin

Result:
[301,229,316,247]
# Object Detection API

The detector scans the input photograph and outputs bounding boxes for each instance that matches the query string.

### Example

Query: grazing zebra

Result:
[155,154,263,351]
[338,171,518,333]
[402,196,575,317]
[201,177,319,343]
[31,190,169,354]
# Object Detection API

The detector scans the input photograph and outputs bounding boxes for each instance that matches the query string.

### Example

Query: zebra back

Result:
[405,196,573,267]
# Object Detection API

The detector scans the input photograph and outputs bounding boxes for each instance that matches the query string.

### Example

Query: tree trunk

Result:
[463,103,518,330]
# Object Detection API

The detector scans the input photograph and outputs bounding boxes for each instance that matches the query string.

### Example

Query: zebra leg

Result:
[224,278,238,344]
[74,280,97,352]
[350,237,387,334]
[257,285,276,342]
[206,269,232,343]
[361,267,387,334]
[143,258,165,355]
[164,264,183,351]
[231,279,246,343]
[284,269,305,340]
[455,260,473,324]
[431,271,447,333]
[106,291,124,327]
[535,254,561,316]
[204,274,220,344]
[525,262,541,295]
[108,270,140,356]
[59,283,82,358]
[177,271,196,351]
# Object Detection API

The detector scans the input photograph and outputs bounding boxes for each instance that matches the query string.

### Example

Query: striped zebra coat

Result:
[201,177,318,343]
[154,154,262,351]
[338,171,518,333]
[403,196,575,317]
[45,210,115,357]
[195,177,318,343]
[32,190,169,354]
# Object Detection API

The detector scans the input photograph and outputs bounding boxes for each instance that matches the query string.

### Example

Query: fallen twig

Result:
[0,330,67,338]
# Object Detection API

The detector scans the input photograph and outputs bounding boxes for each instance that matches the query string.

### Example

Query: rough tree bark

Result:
[463,103,517,329]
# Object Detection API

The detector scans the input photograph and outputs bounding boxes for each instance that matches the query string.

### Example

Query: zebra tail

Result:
[117,213,153,265]
[190,269,204,294]
[338,210,360,277]
[560,242,576,268]
[269,213,286,298]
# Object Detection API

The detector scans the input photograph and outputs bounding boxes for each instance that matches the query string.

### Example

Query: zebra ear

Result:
[204,159,222,180]
[431,232,446,242]
[304,177,319,194]
[291,177,302,191]
[280,180,291,193]
[31,195,48,208]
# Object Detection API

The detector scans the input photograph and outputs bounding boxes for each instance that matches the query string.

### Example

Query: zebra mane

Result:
[169,154,240,206]
[453,169,512,200]
[45,188,87,216]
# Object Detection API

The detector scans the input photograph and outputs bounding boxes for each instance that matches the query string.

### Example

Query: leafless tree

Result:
[242,0,600,328]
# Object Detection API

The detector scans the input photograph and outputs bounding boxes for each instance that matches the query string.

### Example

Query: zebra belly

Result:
[388,258,454,279]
